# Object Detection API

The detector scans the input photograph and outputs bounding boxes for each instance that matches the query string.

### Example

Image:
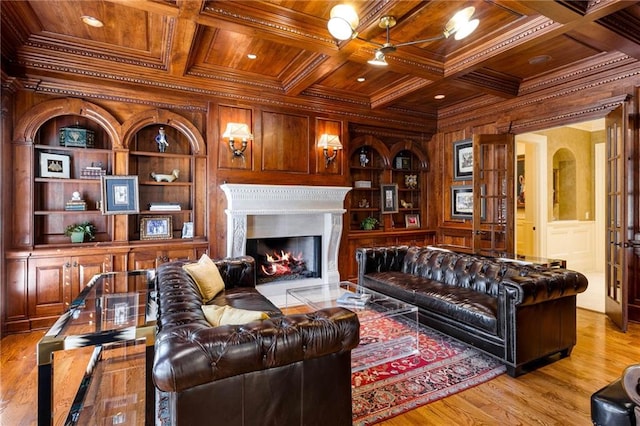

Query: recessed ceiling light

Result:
[434,94,445,100]
[81,15,104,28]
[357,77,365,82]
[529,55,551,65]
[247,54,257,59]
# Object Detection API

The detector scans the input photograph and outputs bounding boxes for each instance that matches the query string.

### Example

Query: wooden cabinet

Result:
[391,150,422,229]
[27,254,112,329]
[128,243,207,270]
[4,98,209,333]
[343,134,434,281]
[347,137,429,232]
[128,125,196,241]
[349,146,385,231]
[33,116,113,245]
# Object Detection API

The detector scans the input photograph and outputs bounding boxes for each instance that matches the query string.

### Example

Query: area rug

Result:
[351,314,506,425]
[156,315,506,425]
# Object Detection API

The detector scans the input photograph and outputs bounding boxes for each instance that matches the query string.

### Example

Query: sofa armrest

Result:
[153,307,360,393]
[501,268,588,306]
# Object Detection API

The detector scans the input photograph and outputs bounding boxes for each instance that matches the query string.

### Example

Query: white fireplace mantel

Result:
[220,184,351,303]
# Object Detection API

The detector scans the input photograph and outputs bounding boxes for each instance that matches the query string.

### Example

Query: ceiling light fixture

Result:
[328,5,479,65]
[81,15,104,28]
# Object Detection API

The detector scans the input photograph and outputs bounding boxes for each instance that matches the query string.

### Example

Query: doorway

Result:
[515,119,605,312]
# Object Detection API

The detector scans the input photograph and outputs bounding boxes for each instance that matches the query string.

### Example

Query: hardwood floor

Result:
[1,309,638,425]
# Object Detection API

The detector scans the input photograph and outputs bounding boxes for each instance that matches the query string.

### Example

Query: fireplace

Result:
[246,236,321,284]
[220,184,351,305]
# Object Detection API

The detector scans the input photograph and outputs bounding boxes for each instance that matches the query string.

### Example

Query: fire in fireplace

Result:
[246,236,321,284]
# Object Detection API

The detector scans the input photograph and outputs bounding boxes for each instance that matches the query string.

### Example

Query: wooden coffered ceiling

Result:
[2,0,639,133]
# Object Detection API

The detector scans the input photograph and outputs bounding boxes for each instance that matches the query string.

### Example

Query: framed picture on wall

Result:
[451,185,486,220]
[517,155,525,207]
[451,185,473,219]
[380,184,399,213]
[453,139,473,180]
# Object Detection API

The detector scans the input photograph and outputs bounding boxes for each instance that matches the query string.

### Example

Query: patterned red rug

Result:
[351,314,506,425]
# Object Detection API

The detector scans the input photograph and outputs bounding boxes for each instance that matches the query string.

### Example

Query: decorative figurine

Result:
[400,199,413,209]
[150,168,180,182]
[405,174,418,189]
[358,198,370,208]
[155,127,169,153]
[359,148,369,167]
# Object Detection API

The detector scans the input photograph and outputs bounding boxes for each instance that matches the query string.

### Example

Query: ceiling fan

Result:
[327,5,480,66]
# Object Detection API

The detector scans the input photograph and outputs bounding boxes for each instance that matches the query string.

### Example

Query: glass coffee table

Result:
[286,281,419,372]
[37,270,157,426]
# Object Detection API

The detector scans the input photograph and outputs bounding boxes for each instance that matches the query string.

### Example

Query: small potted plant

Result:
[360,216,379,231]
[65,221,96,243]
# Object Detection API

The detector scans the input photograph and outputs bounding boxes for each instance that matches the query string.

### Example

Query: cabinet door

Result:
[128,247,196,270]
[128,250,161,270]
[27,257,66,320]
[69,255,111,304]
[164,248,197,263]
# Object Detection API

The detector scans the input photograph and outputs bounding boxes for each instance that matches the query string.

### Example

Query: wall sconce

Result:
[222,122,253,157]
[318,134,343,168]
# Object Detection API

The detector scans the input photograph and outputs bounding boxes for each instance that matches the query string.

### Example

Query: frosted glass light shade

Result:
[318,134,343,150]
[328,5,359,40]
[222,123,253,141]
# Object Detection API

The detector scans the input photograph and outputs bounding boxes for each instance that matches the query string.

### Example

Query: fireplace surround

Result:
[220,184,351,305]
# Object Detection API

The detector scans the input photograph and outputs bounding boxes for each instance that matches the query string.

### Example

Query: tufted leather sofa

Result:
[153,256,360,425]
[356,246,588,377]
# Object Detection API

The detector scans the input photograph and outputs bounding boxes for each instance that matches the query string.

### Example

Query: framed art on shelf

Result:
[380,184,399,213]
[405,214,420,228]
[453,139,473,180]
[181,221,194,239]
[140,216,173,240]
[40,153,70,179]
[101,175,140,215]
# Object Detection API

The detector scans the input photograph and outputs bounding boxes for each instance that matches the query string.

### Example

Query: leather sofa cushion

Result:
[363,271,498,334]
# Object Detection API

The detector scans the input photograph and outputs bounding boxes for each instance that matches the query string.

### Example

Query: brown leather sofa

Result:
[153,256,360,425]
[356,246,588,377]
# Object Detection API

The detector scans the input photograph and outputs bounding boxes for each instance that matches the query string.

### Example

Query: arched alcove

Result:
[553,148,577,220]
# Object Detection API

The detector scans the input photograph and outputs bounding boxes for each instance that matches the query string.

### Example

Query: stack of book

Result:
[80,166,106,179]
[65,200,87,211]
[336,292,372,307]
[149,202,181,211]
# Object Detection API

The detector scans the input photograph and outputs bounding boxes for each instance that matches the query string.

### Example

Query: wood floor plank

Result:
[1,309,638,425]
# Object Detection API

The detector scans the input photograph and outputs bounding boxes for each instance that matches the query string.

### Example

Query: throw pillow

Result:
[182,254,225,301]
[202,305,268,327]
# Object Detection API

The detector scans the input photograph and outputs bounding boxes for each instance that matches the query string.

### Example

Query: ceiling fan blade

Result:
[356,36,384,48]
[394,34,445,47]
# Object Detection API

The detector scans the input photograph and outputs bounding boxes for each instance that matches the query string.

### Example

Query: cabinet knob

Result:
[73,261,78,267]
[64,262,71,268]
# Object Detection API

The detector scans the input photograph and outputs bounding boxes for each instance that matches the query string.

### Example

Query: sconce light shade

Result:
[318,134,342,168]
[328,5,359,40]
[222,122,253,157]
